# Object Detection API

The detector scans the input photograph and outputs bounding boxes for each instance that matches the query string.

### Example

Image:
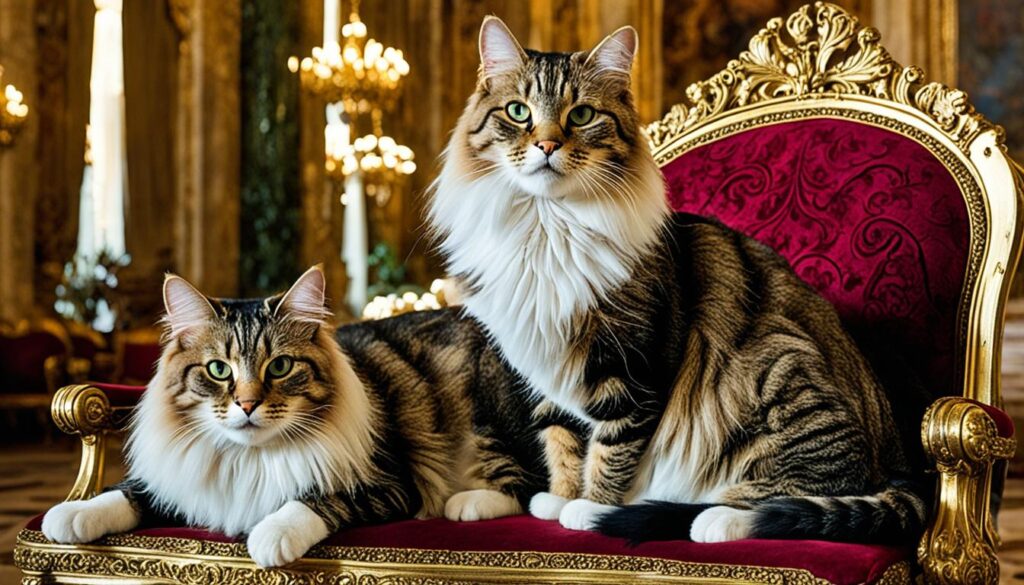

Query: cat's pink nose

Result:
[535,140,562,156]
[235,399,263,416]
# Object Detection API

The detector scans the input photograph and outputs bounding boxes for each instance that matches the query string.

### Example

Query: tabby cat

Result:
[427,17,928,544]
[42,267,543,567]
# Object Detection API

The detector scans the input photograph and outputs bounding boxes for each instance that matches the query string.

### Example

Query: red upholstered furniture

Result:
[13,4,1022,584]
[0,318,72,413]
[111,326,161,385]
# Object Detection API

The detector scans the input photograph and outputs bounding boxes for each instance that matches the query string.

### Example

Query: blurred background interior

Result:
[0,0,1023,579]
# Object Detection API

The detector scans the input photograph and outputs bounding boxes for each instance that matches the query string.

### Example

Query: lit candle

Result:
[323,0,340,48]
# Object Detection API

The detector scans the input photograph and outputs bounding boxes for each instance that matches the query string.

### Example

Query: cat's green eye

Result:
[206,360,232,381]
[568,105,595,127]
[505,101,531,123]
[266,356,294,379]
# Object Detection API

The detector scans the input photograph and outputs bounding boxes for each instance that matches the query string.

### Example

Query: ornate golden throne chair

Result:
[14,3,1022,583]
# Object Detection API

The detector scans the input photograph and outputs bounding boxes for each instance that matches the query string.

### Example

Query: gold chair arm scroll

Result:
[51,384,118,502]
[918,396,1017,584]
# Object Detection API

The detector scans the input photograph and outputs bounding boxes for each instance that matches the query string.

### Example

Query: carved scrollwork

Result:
[919,527,1000,585]
[922,396,1017,471]
[919,397,1016,584]
[50,384,114,436]
[14,528,837,585]
[646,2,1000,154]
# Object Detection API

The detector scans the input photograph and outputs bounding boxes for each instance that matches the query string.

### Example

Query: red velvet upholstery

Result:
[24,514,906,585]
[0,331,67,393]
[661,119,969,397]
[971,399,1016,438]
[119,341,160,384]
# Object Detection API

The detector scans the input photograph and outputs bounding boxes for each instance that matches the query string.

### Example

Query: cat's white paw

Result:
[247,501,329,568]
[42,491,140,544]
[690,505,755,543]
[558,498,617,531]
[529,492,569,520]
[445,489,522,521]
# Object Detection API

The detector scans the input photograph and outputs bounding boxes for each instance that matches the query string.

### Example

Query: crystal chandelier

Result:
[0,66,29,148]
[291,0,416,208]
[288,0,410,116]
[325,112,415,206]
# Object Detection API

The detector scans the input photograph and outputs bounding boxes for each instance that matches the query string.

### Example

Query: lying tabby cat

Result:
[42,267,543,567]
[428,17,927,544]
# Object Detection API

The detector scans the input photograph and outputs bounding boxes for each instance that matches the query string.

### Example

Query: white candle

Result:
[323,0,340,48]
[342,172,368,315]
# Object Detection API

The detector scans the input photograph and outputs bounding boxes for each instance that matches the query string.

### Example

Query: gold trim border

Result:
[11,528,915,585]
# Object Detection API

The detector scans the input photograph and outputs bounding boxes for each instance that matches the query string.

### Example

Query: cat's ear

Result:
[162,274,217,339]
[585,26,637,78]
[275,264,332,325]
[478,16,525,81]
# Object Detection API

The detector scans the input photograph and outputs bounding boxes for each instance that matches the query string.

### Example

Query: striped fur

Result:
[42,268,544,567]
[428,18,928,545]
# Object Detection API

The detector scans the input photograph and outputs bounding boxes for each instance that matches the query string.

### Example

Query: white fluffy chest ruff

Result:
[430,165,667,419]
[126,365,374,537]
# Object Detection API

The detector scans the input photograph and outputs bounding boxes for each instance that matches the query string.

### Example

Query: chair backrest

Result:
[112,326,162,386]
[647,2,1023,410]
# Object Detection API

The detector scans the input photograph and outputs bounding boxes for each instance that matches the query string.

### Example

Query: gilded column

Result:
[175,0,241,297]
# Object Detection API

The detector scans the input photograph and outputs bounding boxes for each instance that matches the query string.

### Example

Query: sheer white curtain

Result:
[74,0,127,331]
[77,0,127,262]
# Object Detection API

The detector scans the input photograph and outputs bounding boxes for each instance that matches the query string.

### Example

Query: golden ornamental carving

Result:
[919,397,1016,584]
[875,561,911,585]
[15,528,834,585]
[50,384,112,436]
[922,397,1017,470]
[645,2,1000,154]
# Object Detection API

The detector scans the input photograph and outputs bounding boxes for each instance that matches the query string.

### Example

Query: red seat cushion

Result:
[25,514,907,584]
[661,118,969,398]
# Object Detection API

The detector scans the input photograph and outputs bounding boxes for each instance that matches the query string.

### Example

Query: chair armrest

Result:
[51,384,146,501]
[918,396,1017,584]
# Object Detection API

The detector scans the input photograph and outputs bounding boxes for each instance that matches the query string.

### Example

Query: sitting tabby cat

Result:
[427,17,927,544]
[42,266,543,567]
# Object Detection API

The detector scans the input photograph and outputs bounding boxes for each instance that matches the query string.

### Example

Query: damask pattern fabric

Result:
[660,119,969,396]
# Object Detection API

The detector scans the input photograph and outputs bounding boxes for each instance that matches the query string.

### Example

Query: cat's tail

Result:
[594,481,929,545]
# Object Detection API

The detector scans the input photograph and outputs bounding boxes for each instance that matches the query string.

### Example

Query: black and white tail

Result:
[594,481,929,545]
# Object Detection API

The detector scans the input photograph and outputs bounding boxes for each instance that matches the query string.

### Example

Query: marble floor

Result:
[2,303,1024,583]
